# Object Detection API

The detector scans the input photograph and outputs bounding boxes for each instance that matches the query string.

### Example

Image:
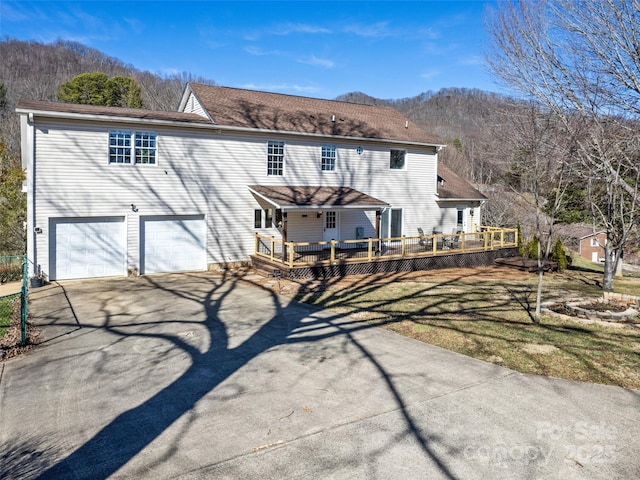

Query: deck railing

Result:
[254,226,518,268]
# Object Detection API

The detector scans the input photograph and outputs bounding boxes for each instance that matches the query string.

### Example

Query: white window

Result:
[267,141,284,176]
[591,238,599,247]
[109,130,131,164]
[109,130,157,165]
[257,208,282,228]
[390,149,406,170]
[321,145,336,171]
[134,132,157,164]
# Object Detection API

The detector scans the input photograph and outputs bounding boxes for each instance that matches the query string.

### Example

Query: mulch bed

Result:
[0,299,39,360]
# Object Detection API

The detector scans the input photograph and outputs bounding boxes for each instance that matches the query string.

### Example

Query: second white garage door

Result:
[140,215,207,274]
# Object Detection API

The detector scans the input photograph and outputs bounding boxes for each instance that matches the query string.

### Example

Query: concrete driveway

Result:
[0,272,638,479]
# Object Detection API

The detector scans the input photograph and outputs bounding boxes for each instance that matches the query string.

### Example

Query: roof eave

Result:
[17,106,444,147]
[15,107,211,129]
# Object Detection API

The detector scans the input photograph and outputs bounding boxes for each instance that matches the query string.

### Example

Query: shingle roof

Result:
[554,223,605,240]
[248,185,389,208]
[437,164,486,200]
[16,100,211,124]
[188,83,443,144]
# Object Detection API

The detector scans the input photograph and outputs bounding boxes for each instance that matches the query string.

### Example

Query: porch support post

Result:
[282,211,288,243]
[375,209,381,253]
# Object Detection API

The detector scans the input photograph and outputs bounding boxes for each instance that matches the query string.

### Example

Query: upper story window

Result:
[591,238,599,247]
[134,132,157,164]
[390,149,406,169]
[267,140,284,176]
[321,145,336,171]
[109,130,157,165]
[109,130,131,164]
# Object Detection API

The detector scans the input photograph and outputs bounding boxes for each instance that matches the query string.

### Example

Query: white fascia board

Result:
[247,187,388,210]
[177,83,193,112]
[16,107,444,149]
[248,187,282,209]
[435,197,485,202]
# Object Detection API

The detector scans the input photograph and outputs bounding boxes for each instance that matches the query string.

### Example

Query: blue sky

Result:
[0,0,503,100]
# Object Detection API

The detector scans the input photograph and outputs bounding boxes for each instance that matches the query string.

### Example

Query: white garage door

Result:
[141,215,206,274]
[51,217,125,280]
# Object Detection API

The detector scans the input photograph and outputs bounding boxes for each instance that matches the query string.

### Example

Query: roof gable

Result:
[184,83,443,144]
[437,164,486,201]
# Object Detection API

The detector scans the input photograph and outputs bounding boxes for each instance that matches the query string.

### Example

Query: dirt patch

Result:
[0,299,39,360]
[521,343,558,355]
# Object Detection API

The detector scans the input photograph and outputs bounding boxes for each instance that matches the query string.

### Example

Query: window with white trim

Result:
[321,145,336,171]
[390,149,406,169]
[109,130,131,164]
[134,132,157,164]
[109,130,157,165]
[254,209,263,229]
[591,238,599,247]
[267,141,284,176]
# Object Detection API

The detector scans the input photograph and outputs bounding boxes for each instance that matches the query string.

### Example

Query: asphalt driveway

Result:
[0,272,638,479]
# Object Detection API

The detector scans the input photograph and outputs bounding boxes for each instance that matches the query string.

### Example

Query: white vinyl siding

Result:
[182,93,208,118]
[29,117,444,277]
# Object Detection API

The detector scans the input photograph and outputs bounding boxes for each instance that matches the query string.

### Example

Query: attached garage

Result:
[50,217,126,280]
[140,215,206,274]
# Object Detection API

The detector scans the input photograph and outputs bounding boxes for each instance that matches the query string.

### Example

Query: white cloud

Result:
[421,69,441,80]
[244,46,285,57]
[298,55,334,68]
[272,23,332,35]
[342,21,392,38]
[458,55,484,66]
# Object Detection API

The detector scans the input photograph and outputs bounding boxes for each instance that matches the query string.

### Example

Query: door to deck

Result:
[323,211,338,242]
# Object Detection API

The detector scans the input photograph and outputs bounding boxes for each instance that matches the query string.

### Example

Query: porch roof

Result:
[248,185,389,210]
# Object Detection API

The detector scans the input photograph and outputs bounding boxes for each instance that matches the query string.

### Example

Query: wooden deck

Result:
[253,227,519,278]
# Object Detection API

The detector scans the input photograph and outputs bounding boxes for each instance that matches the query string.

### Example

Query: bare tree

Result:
[491,102,572,322]
[485,0,640,290]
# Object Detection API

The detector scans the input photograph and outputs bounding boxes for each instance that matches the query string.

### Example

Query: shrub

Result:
[526,235,542,259]
[551,239,568,272]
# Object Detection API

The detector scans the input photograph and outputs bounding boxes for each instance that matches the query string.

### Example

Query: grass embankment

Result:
[287,266,640,389]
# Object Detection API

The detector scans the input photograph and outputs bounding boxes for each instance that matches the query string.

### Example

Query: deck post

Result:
[461,232,465,252]
[401,236,406,256]
[254,233,259,255]
[288,242,294,268]
[500,231,504,247]
[484,232,489,250]
[330,240,336,263]
[367,238,373,261]
[375,210,381,254]
[270,236,275,262]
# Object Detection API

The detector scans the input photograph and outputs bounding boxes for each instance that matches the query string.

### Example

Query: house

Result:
[556,224,607,263]
[17,83,489,281]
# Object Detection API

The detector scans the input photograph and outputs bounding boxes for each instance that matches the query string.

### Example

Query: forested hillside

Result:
[0,38,214,153]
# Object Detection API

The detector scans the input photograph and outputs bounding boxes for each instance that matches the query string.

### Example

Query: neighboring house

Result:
[556,224,607,262]
[17,83,486,281]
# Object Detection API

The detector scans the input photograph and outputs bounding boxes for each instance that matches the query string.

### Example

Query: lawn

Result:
[0,296,15,338]
[279,266,640,390]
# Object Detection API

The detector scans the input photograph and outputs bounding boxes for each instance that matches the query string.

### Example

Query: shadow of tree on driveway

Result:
[35,272,458,479]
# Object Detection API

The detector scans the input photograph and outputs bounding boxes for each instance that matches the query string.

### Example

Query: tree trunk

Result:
[534,241,542,324]
[603,243,616,291]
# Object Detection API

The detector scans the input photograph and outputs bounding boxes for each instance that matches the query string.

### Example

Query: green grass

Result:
[289,267,640,389]
[0,296,15,338]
